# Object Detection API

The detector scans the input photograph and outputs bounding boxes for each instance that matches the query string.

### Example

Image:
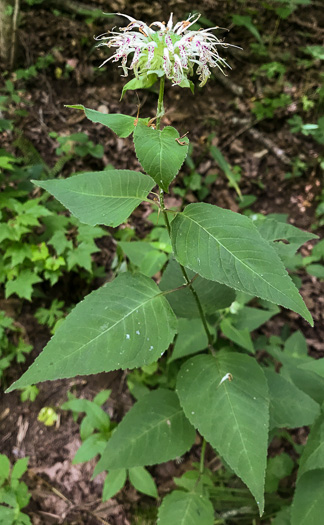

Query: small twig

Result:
[160,273,199,296]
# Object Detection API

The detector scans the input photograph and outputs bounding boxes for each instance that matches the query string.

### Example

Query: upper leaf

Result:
[158,490,214,525]
[170,203,313,325]
[121,74,158,99]
[133,121,189,191]
[33,170,155,227]
[94,389,196,474]
[176,352,269,515]
[65,105,148,137]
[6,273,177,392]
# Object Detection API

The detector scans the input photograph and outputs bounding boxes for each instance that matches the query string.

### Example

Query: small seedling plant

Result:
[6,12,324,523]
[0,455,31,525]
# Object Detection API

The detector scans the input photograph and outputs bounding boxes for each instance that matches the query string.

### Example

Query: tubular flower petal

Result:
[96,12,239,87]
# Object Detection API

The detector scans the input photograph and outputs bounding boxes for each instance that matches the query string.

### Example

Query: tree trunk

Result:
[0,0,20,70]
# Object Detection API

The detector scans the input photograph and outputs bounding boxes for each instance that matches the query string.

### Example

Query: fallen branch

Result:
[231,117,291,166]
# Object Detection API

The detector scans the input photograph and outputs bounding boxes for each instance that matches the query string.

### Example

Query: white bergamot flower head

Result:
[96,12,237,87]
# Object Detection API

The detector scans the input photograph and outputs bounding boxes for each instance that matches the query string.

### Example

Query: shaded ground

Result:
[1,0,324,523]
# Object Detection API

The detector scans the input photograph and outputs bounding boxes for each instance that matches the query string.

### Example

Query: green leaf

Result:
[169,318,208,363]
[65,105,148,138]
[73,433,107,463]
[232,14,263,42]
[220,318,254,353]
[158,490,214,525]
[94,389,196,475]
[176,353,269,515]
[4,244,33,266]
[0,454,10,482]
[0,507,15,523]
[209,146,241,197]
[6,273,177,392]
[307,264,324,278]
[11,457,29,481]
[268,336,324,404]
[17,512,32,525]
[298,358,324,377]
[170,203,312,325]
[284,330,308,357]
[230,305,280,332]
[271,506,291,525]
[291,470,324,525]
[119,241,167,277]
[159,259,235,318]
[5,270,42,301]
[128,466,158,498]
[255,217,317,261]
[134,122,189,192]
[120,74,158,99]
[48,230,73,255]
[264,369,320,430]
[66,241,99,272]
[33,170,155,227]
[298,411,324,479]
[265,453,294,493]
[102,469,127,501]
[61,398,110,432]
[93,389,111,406]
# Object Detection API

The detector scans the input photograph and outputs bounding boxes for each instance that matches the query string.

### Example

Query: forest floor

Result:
[0,0,323,523]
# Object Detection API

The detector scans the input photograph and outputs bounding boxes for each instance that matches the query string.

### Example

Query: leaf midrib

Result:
[55,189,149,200]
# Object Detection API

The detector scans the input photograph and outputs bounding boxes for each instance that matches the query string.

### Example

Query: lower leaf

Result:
[94,389,196,475]
[158,490,214,525]
[291,470,324,525]
[102,469,127,501]
[176,352,269,515]
[128,466,158,498]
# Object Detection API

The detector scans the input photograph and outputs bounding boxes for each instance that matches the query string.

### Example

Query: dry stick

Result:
[232,117,291,166]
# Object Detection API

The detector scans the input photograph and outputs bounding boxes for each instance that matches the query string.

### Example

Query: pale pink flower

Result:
[96,13,239,87]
